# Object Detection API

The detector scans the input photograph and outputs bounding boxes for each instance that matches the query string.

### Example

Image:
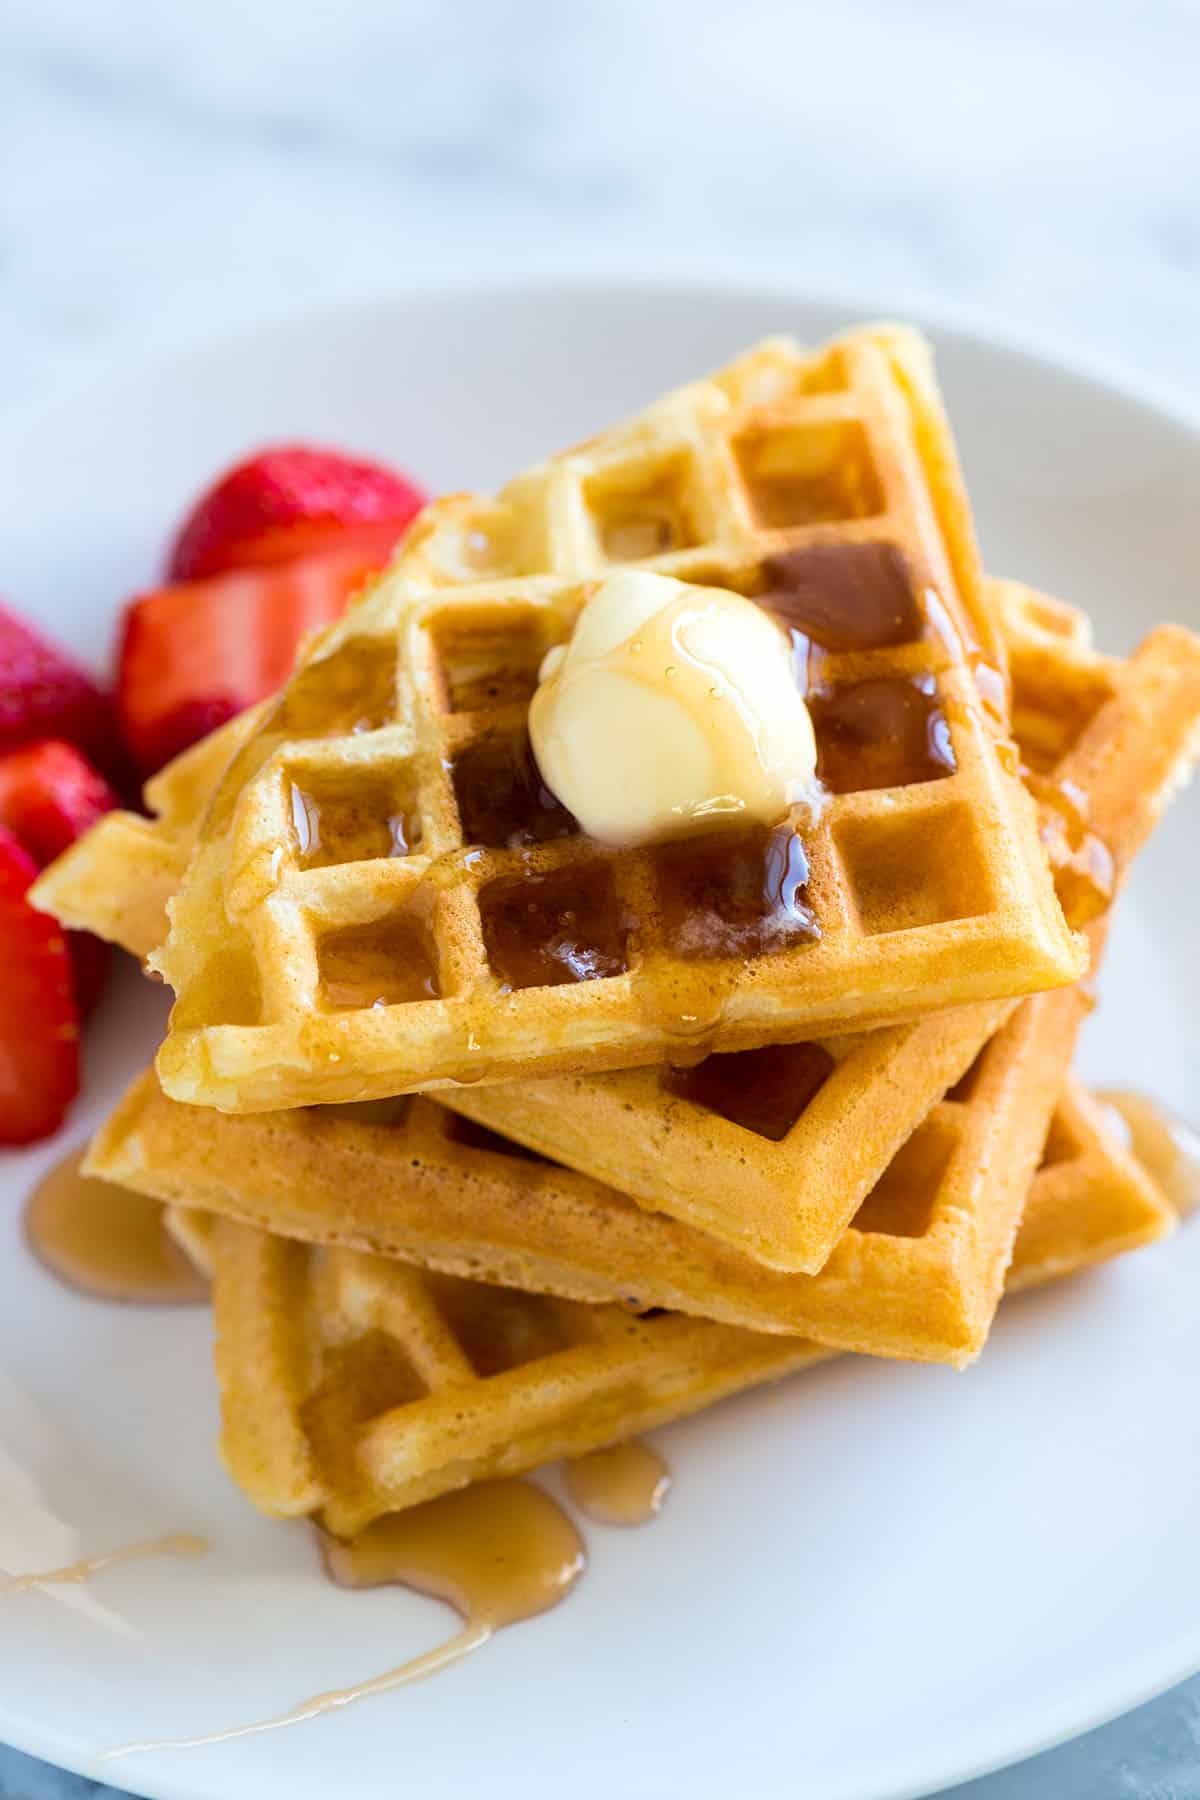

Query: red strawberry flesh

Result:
[0,739,118,868]
[0,602,118,778]
[118,522,399,776]
[0,825,80,1144]
[0,738,118,1015]
[168,445,426,582]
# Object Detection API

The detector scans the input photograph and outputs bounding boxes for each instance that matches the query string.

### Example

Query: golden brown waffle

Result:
[149,328,1083,1112]
[163,1089,1171,1536]
[437,606,1200,1268]
[27,573,1079,1274]
[30,707,264,962]
[84,987,1076,1366]
[1006,1082,1176,1287]
[87,607,1200,1361]
[39,583,1200,1281]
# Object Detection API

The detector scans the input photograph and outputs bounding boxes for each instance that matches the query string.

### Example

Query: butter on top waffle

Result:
[146,329,1083,1113]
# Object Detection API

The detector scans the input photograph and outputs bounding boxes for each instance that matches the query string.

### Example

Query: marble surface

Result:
[2,0,1199,1794]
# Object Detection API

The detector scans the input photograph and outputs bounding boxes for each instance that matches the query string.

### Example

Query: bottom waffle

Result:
[167,1087,1172,1538]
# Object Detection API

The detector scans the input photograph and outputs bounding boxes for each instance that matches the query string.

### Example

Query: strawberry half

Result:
[0,825,80,1145]
[0,602,119,778]
[117,523,400,776]
[0,739,118,868]
[0,739,118,1014]
[167,445,426,582]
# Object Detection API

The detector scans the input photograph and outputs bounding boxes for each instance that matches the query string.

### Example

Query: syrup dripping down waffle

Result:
[437,598,1200,1268]
[145,330,1082,1112]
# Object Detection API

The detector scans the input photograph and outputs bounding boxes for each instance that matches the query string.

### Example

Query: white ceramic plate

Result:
[0,282,1197,1800]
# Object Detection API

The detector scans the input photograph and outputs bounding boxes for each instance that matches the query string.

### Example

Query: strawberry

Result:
[0,825,79,1144]
[65,931,109,1016]
[117,524,399,775]
[0,739,119,1014]
[0,739,118,867]
[167,445,426,582]
[0,602,118,776]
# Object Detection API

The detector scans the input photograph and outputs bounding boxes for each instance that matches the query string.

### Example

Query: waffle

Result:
[87,603,1200,1361]
[83,985,1074,1366]
[30,706,264,963]
[438,602,1200,1268]
[34,579,1129,1275]
[163,1086,1171,1537]
[148,328,1084,1113]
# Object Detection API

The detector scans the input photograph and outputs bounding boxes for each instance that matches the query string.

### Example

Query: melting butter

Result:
[530,570,818,848]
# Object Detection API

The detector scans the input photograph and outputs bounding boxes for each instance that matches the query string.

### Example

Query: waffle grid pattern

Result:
[95,985,1084,1369]
[436,602,1198,1272]
[153,331,1081,1110]
[185,1210,829,1536]
[166,1076,1170,1537]
[29,706,265,962]
[90,608,1200,1358]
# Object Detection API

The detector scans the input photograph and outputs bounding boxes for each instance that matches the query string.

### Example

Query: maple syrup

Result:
[664,1041,835,1140]
[564,1442,671,1526]
[318,914,441,1009]
[651,822,818,962]
[106,1479,585,1757]
[1097,1090,1200,1219]
[479,861,631,991]
[1024,767,1116,928]
[3,1534,208,1594]
[808,673,955,793]
[25,1150,208,1305]
[290,774,418,868]
[207,638,397,836]
[450,728,578,849]
[759,542,925,651]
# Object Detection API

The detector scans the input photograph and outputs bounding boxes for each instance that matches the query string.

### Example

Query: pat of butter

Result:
[529,570,818,849]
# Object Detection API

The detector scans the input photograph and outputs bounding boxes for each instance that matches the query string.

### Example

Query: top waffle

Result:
[150,327,1084,1112]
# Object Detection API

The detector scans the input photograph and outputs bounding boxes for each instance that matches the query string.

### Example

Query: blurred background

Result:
[3,3,1200,1797]
[4,0,1199,413]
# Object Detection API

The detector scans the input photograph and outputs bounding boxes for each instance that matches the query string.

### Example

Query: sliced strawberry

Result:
[167,445,426,582]
[0,739,119,1014]
[0,825,79,1145]
[67,931,110,1016]
[0,739,118,867]
[0,602,118,776]
[117,524,398,776]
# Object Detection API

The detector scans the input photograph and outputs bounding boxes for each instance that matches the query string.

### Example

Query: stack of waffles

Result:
[34,327,1200,1537]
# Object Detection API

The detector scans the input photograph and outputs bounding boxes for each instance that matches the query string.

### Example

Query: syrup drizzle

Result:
[564,1441,671,1526]
[24,1150,209,1305]
[105,1479,586,1759]
[1023,767,1116,929]
[1097,1090,1200,1219]
[2,1534,208,1594]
